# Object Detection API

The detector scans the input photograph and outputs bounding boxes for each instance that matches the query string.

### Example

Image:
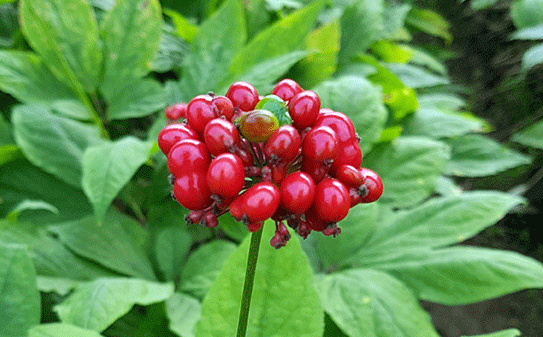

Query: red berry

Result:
[301,158,331,183]
[264,125,301,163]
[211,95,234,120]
[313,178,350,222]
[165,103,187,121]
[271,161,289,184]
[280,172,315,215]
[272,79,303,102]
[167,139,210,177]
[226,81,259,111]
[330,138,362,174]
[203,118,241,156]
[229,182,280,222]
[206,153,245,198]
[302,125,338,161]
[359,168,383,203]
[173,172,213,210]
[288,90,320,129]
[158,123,199,155]
[186,94,215,134]
[314,111,356,143]
[335,164,364,188]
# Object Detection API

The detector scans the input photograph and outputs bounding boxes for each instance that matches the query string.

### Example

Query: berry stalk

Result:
[236,224,264,337]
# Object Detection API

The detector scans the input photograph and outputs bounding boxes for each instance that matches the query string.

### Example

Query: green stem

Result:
[236,225,264,337]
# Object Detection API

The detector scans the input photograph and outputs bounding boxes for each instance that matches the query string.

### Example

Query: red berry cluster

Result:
[158,79,383,248]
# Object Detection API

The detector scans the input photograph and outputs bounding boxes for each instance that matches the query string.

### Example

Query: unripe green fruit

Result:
[237,109,280,143]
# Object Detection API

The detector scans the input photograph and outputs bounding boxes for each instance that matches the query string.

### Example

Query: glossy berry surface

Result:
[238,109,280,143]
[186,95,215,134]
[203,118,240,156]
[158,123,199,155]
[280,172,315,214]
[302,125,338,161]
[167,139,210,177]
[314,111,356,143]
[226,81,259,112]
[206,153,245,198]
[173,172,213,210]
[288,90,320,129]
[211,95,234,120]
[272,79,303,102]
[165,103,187,121]
[264,125,301,163]
[230,182,280,223]
[313,178,350,222]
[360,168,383,203]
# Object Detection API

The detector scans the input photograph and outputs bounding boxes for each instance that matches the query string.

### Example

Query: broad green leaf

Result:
[0,158,92,224]
[471,0,500,9]
[54,277,174,332]
[362,191,524,253]
[382,3,411,39]
[0,243,41,337]
[403,107,486,139]
[19,0,102,92]
[29,323,104,337]
[371,40,413,63]
[12,105,105,188]
[363,136,450,208]
[338,0,384,66]
[461,328,521,337]
[226,0,323,86]
[195,221,324,337]
[406,7,452,43]
[48,211,155,280]
[155,225,192,281]
[367,246,543,305]
[353,54,404,93]
[5,199,58,222]
[512,24,543,39]
[163,8,198,42]
[179,240,237,300]
[318,269,439,337]
[511,0,543,29]
[218,212,249,242]
[81,136,154,223]
[444,134,532,177]
[294,19,340,89]
[165,293,201,337]
[0,113,11,144]
[434,175,462,197]
[99,0,163,99]
[385,63,449,88]
[37,276,80,296]
[313,75,387,153]
[521,42,543,72]
[0,144,21,166]
[315,203,378,270]
[512,118,543,149]
[409,46,448,75]
[177,0,246,100]
[0,221,118,280]
[152,31,188,73]
[0,51,90,119]
[106,78,166,120]
[417,93,465,110]
[0,2,18,47]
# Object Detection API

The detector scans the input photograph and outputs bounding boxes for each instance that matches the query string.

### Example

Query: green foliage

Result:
[1,0,542,336]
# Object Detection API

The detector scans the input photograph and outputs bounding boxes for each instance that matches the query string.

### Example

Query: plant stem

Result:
[236,225,264,337]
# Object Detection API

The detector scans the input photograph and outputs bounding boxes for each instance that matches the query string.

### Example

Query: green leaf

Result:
[471,0,500,10]
[363,136,450,208]
[163,8,198,43]
[294,19,340,89]
[417,93,465,110]
[99,0,163,99]
[37,276,80,296]
[368,246,543,305]
[385,63,449,88]
[152,31,188,73]
[313,75,387,153]
[511,0,543,29]
[0,113,11,144]
[362,191,524,254]
[165,293,201,337]
[318,269,439,337]
[403,108,486,139]
[382,3,411,39]
[154,225,192,281]
[0,51,91,119]
[0,3,18,48]
[254,94,291,126]
[444,134,532,177]
[226,0,323,86]
[315,203,378,270]
[0,144,22,166]
[81,136,154,223]
[12,105,105,188]
[29,323,105,337]
[0,243,41,337]
[338,0,384,66]
[512,23,543,40]
[19,0,102,92]
[177,0,246,100]
[47,211,155,280]
[0,221,118,280]
[54,277,174,332]
[512,118,543,149]
[0,158,92,224]
[409,46,448,75]
[5,199,58,222]
[195,221,324,337]
[107,78,166,120]
[179,240,237,300]
[406,7,452,43]
[521,42,543,72]
[371,40,414,63]
[434,175,463,197]
[461,328,522,337]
